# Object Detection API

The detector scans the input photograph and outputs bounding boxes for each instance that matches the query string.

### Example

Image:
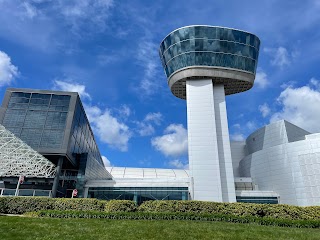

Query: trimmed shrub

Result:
[26,210,320,228]
[2,197,320,221]
[52,198,105,211]
[137,200,320,220]
[2,197,54,214]
[0,197,106,214]
[105,200,137,212]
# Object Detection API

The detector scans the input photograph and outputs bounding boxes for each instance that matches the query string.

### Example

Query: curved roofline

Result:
[246,119,287,141]
[160,25,260,46]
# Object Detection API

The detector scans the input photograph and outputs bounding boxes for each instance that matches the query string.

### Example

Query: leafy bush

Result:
[27,210,320,228]
[137,200,320,220]
[0,197,106,214]
[105,200,137,212]
[2,197,320,222]
[1,197,54,214]
[52,198,105,211]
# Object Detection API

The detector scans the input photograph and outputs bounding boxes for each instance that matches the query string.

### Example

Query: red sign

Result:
[72,189,78,197]
[19,176,24,184]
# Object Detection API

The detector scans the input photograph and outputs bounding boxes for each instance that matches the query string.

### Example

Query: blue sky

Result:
[1,0,320,169]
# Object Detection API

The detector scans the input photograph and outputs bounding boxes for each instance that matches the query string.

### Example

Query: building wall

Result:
[0,88,111,197]
[239,120,320,206]
[67,97,105,168]
[0,89,75,156]
[230,141,247,177]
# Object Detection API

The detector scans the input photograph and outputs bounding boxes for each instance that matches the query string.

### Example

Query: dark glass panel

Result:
[31,93,51,99]
[3,109,26,127]
[165,52,256,76]
[9,97,30,104]
[24,110,47,128]
[29,104,48,110]
[40,129,64,148]
[20,128,42,148]
[45,112,67,129]
[11,92,31,98]
[6,127,22,137]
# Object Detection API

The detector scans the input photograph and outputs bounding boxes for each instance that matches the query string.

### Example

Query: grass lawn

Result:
[0,216,319,240]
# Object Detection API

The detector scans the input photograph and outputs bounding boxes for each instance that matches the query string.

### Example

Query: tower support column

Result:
[51,156,63,198]
[213,84,236,202]
[186,79,222,201]
[186,80,236,202]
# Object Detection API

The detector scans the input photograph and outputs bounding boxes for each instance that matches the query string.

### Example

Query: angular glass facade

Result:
[67,100,104,167]
[159,26,260,78]
[0,88,111,198]
[2,92,70,149]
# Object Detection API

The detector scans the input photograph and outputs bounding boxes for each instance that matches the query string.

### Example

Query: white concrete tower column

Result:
[213,84,236,202]
[186,79,223,201]
[186,80,236,202]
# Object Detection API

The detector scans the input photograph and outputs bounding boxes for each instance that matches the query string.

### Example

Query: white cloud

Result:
[85,105,132,152]
[270,79,320,132]
[144,112,162,125]
[259,103,271,118]
[54,80,91,99]
[309,77,320,89]
[117,105,131,118]
[137,123,155,137]
[54,79,132,152]
[280,81,296,89]
[22,2,38,19]
[97,53,120,65]
[264,47,291,68]
[135,112,163,137]
[151,124,188,157]
[0,0,114,51]
[84,104,102,121]
[135,40,161,96]
[246,121,256,131]
[255,69,269,88]
[102,155,111,167]
[230,133,245,141]
[168,159,189,169]
[51,0,114,33]
[0,51,19,87]
[233,123,241,129]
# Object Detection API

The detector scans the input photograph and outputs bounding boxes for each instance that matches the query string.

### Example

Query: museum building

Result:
[0,26,319,206]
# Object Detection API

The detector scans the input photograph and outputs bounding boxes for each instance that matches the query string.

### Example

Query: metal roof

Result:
[106,167,190,179]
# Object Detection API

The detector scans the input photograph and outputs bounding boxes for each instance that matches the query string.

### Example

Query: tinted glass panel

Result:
[2,92,70,150]
[159,26,260,77]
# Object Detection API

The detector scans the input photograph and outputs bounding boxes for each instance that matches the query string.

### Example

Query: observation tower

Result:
[159,26,260,202]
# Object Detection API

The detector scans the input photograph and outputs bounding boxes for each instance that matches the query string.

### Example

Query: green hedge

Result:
[0,197,106,214]
[138,200,320,220]
[26,210,320,228]
[105,200,137,212]
[1,197,320,222]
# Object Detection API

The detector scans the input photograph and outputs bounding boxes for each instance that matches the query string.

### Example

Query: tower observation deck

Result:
[159,26,260,202]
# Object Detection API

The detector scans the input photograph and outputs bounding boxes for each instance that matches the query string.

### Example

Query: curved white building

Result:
[239,120,320,206]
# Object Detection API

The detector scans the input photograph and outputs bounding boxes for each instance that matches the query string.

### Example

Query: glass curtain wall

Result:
[159,26,260,78]
[2,92,70,149]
